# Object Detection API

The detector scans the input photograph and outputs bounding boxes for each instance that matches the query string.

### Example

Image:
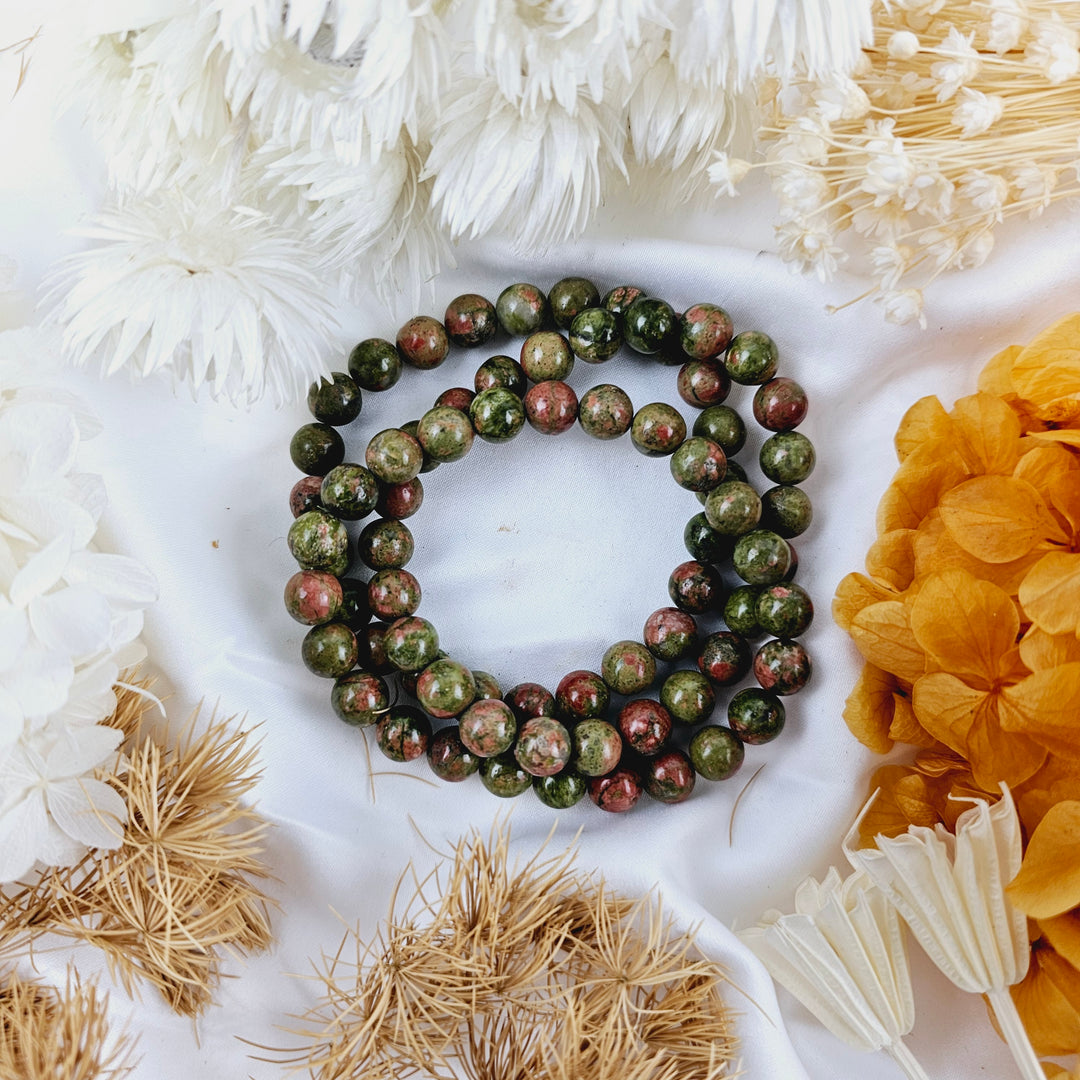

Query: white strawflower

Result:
[870,243,913,291]
[986,0,1028,54]
[887,30,920,60]
[955,228,995,269]
[771,115,831,166]
[951,88,1004,137]
[957,169,1010,218]
[879,288,927,328]
[813,75,871,123]
[44,191,338,406]
[770,165,832,215]
[775,218,846,282]
[930,27,981,101]
[708,152,753,198]
[860,127,918,204]
[1024,14,1080,84]
[917,226,961,271]
[1008,162,1059,214]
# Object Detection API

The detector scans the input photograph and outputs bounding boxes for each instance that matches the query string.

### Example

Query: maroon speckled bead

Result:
[753,377,808,432]
[427,725,481,782]
[618,699,672,757]
[331,670,389,727]
[514,716,572,777]
[396,315,449,369]
[679,303,734,359]
[578,384,634,440]
[668,561,723,615]
[754,638,813,695]
[677,360,730,409]
[555,670,610,722]
[376,705,431,762]
[459,698,517,758]
[444,293,497,348]
[504,683,557,721]
[367,568,421,620]
[361,622,395,674]
[290,476,322,518]
[588,767,643,813]
[643,607,698,662]
[643,748,696,804]
[698,631,752,687]
[284,570,343,626]
[524,380,579,435]
[377,477,424,520]
[435,387,476,412]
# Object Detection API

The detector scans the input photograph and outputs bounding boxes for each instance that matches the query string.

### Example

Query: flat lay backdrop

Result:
[5,9,1080,1079]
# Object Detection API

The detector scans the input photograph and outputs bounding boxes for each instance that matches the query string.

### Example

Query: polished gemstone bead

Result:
[348,338,402,391]
[290,476,322,518]
[570,720,622,777]
[618,699,672,757]
[377,477,424,520]
[643,748,696,804]
[668,560,722,614]
[400,421,440,474]
[365,428,424,483]
[290,422,344,475]
[320,463,380,520]
[417,405,475,463]
[520,331,574,382]
[434,387,476,412]
[724,585,762,637]
[754,639,812,696]
[704,480,762,536]
[515,716,572,776]
[689,726,745,780]
[302,622,358,679]
[692,405,746,456]
[555,670,610,722]
[549,276,600,329]
[284,570,343,626]
[460,698,517,757]
[631,402,686,456]
[358,519,414,570]
[401,650,447,697]
[761,484,813,538]
[338,578,372,630]
[733,530,793,586]
[569,307,622,363]
[480,752,532,797]
[471,670,501,701]
[623,296,676,354]
[331,670,389,727]
[698,631,752,687]
[679,302,734,360]
[524,380,578,435]
[504,683,557,721]
[600,640,656,695]
[428,725,481,782]
[753,377,808,431]
[684,513,734,565]
[534,769,588,808]
[725,330,778,385]
[288,510,349,571]
[474,355,528,396]
[496,283,549,335]
[601,284,645,317]
[396,315,449,369]
[728,687,786,744]
[470,387,526,442]
[368,568,421,620]
[307,372,362,426]
[756,583,814,638]
[660,669,715,725]
[677,359,730,409]
[444,293,497,347]
[416,658,477,718]
[670,436,726,491]
[377,704,431,762]
[578,384,633,439]
[760,431,816,484]
[362,622,395,674]
[588,766,643,812]
[723,458,748,485]
[643,607,698,662]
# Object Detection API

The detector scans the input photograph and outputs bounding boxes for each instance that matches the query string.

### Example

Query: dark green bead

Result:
[670,436,726,491]
[549,276,600,329]
[692,405,746,456]
[469,388,525,443]
[723,458,748,484]
[668,560,722,614]
[569,307,622,363]
[689,726,745,780]
[302,622,358,678]
[754,638,812,696]
[290,423,345,475]
[623,296,676,354]
[338,577,372,630]
[643,748,696,803]
[288,510,349,571]
[631,402,686,457]
[534,769,588,808]
[697,630,752,687]
[368,568,421,620]
[520,331,574,382]
[401,648,448,696]
[460,699,517,757]
[348,338,402,392]
[600,640,656,695]
[472,670,502,700]
[733,530,793,586]
[383,616,439,672]
[660,669,715,725]
[357,519,414,570]
[400,420,439,474]
[760,432,816,485]
[756,583,814,638]
[515,716,572,776]
[496,283,549,336]
[704,480,762,536]
[307,372,362,425]
[416,405,475,463]
[601,285,646,317]
[762,485,814,538]
[684,513,734,564]
[365,428,424,484]
[504,683,557,720]
[480,752,533,798]
[320,464,379,520]
[331,670,389,727]
[376,705,431,762]
[728,687,786,744]
[416,658,476,718]
[724,586,762,637]
[428,726,481,782]
[725,330,779,385]
[677,359,730,409]
[571,719,622,777]
[444,292,497,347]
[578,384,633,439]
[362,622,395,674]
[474,355,527,396]
[678,303,734,360]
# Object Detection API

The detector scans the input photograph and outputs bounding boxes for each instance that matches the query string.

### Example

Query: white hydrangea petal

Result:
[0,603,29,670]
[45,721,124,778]
[3,646,75,717]
[64,550,160,608]
[47,776,126,851]
[0,686,21,750]
[51,659,119,728]
[11,387,102,440]
[0,791,48,883]
[9,534,73,608]
[0,402,81,481]
[29,584,114,657]
[0,494,98,550]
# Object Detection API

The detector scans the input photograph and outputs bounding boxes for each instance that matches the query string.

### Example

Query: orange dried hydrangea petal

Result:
[895,396,950,463]
[1042,912,1080,974]
[978,344,1022,398]
[1014,443,1078,497]
[876,446,968,534]
[1026,429,1080,449]
[842,663,897,753]
[833,572,899,634]
[888,690,938,748]
[865,529,916,592]
[1020,627,1080,671]
[1017,756,1080,832]
[999,664,1080,762]
[849,600,927,685]
[1008,800,1080,919]
[1012,945,1080,1057]
[1047,473,1080,538]
[951,392,1022,475]
[1019,552,1080,636]
[1011,313,1080,424]
[858,765,950,844]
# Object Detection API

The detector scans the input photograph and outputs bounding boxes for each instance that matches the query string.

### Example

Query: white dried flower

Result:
[951,88,1004,137]
[986,0,1028,54]
[860,126,919,204]
[930,27,981,101]
[879,288,926,328]
[852,200,910,241]
[917,226,961,270]
[771,115,832,166]
[887,30,920,60]
[1024,15,1080,84]
[955,228,995,269]
[1008,162,1060,213]
[708,152,752,198]
[775,218,846,282]
[957,169,1010,218]
[812,75,871,123]
[904,170,954,217]
[870,244,914,291]
[770,165,832,215]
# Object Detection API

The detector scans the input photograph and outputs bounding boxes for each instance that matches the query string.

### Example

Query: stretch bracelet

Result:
[283,278,815,813]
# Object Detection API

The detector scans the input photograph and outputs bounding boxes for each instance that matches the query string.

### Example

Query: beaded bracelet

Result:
[283,277,815,813]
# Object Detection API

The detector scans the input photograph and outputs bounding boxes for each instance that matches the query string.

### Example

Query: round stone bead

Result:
[733,530,794,586]
[376,705,431,762]
[578,384,633,439]
[684,514,734,565]
[762,485,813,538]
[704,481,762,536]
[475,355,527,396]
[368,569,421,621]
[396,315,449,369]
[290,423,345,475]
[677,359,730,409]
[525,381,578,435]
[302,622,358,679]
[588,767,643,813]
[757,583,814,638]
[724,585,762,637]
[723,458,748,485]
[331,670,390,727]
[643,749,696,804]
[417,406,475,463]
[358,519,414,571]
[288,510,349,571]
[725,330,779,385]
[618,699,673,757]
[444,293,498,347]
[362,622,395,674]
[428,726,481,782]
[753,377,808,431]
[520,331,574,382]
[692,406,746,456]
[660,669,716,725]
[308,372,362,426]
[402,653,447,698]
[285,570,343,626]
[480,752,532,798]
[338,577,372,630]
[785,544,800,582]
[384,616,439,672]
[320,464,380,521]
[623,296,676,354]
[760,432,816,485]
[754,639,812,696]
[679,303,734,360]
[460,698,517,757]
[689,726,745,780]
[698,631,752,687]
[549,276,600,329]
[668,561,722,615]
[348,338,402,392]
[569,307,622,363]
[670,436,726,492]
[400,421,440,474]
[469,388,526,443]
[571,719,622,777]
[600,640,656,695]
[601,284,645,317]
[728,687,786,744]
[534,770,588,809]
[504,683,557,721]
[435,387,476,412]
[643,607,698,662]
[515,716,572,777]
[366,428,424,484]
[496,283,549,336]
[377,477,424,520]
[416,658,477,719]
[631,402,686,457]
[555,670,610,722]
[290,476,322,518]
